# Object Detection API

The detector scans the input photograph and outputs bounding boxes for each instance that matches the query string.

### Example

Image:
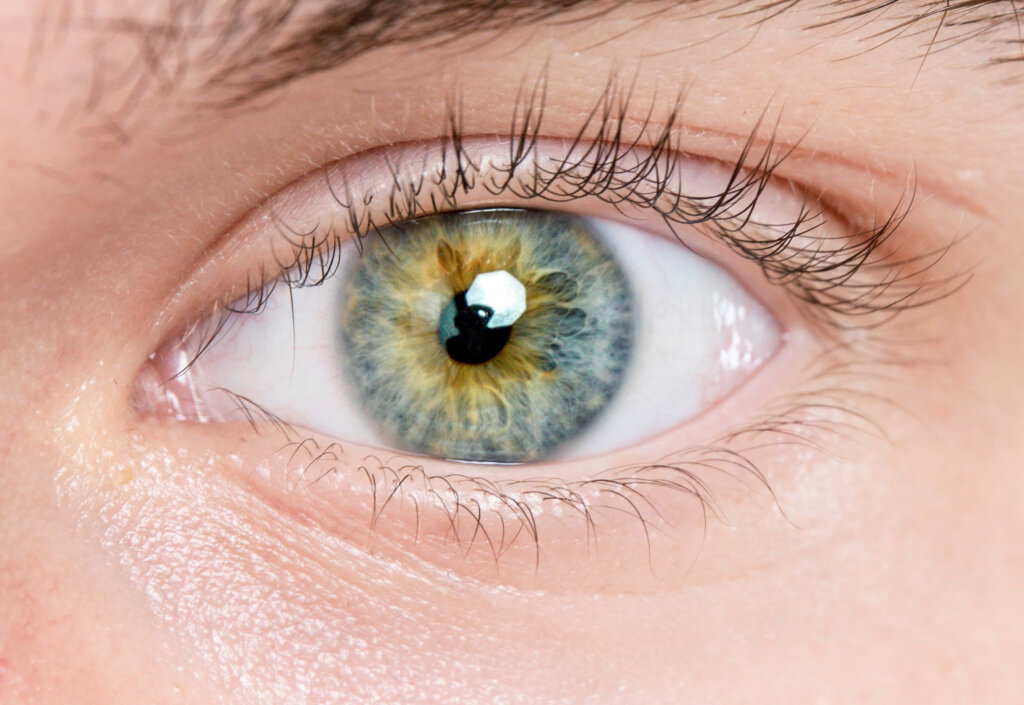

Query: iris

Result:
[340,209,634,462]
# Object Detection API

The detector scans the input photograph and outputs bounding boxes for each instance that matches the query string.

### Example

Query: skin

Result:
[1,1,1023,703]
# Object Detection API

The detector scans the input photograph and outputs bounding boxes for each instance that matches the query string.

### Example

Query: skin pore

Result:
[1,0,1023,703]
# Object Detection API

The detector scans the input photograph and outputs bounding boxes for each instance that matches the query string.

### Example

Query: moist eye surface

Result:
[339,209,635,462]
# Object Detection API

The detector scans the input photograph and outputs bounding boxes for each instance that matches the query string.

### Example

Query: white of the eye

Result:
[557,220,780,457]
[190,217,779,460]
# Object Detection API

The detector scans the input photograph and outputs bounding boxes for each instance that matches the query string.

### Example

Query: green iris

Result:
[339,209,634,462]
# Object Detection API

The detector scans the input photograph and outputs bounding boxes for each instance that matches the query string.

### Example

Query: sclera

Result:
[562,217,780,457]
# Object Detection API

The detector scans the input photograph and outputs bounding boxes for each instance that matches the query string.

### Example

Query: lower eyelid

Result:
[130,414,795,592]
[127,311,818,591]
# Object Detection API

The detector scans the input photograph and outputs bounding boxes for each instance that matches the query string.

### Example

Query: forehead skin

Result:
[1,1,1023,704]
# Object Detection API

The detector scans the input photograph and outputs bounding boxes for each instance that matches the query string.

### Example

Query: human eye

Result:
[130,81,955,586]
[163,204,780,462]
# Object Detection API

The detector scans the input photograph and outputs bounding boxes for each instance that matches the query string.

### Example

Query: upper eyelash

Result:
[171,68,966,424]
[225,70,961,339]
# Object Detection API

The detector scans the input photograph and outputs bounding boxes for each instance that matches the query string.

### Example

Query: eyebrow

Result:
[83,0,628,115]
[204,0,635,103]
[82,0,1024,113]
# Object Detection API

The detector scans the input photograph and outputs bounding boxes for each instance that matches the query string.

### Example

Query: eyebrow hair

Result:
[70,0,1024,115]
[207,0,632,102]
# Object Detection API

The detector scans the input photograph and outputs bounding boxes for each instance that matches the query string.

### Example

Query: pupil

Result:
[439,291,512,365]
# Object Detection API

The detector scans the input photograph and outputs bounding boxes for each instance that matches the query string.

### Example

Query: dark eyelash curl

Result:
[172,71,965,570]
[243,70,962,332]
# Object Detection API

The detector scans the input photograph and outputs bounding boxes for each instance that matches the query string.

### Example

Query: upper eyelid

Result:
[170,141,922,361]
[173,66,980,289]
[152,79,970,374]
[255,135,930,323]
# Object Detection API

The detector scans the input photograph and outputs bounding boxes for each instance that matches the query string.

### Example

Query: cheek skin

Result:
[0,441,222,704]
[56,431,668,703]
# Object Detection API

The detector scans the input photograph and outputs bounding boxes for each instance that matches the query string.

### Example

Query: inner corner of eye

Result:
[152,208,780,464]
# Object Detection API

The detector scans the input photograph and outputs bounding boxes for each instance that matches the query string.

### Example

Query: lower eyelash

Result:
[192,340,901,571]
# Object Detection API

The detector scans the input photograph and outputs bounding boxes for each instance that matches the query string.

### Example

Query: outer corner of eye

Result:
[134,207,791,468]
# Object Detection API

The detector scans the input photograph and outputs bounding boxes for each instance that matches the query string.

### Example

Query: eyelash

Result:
[161,73,960,566]
[211,73,951,338]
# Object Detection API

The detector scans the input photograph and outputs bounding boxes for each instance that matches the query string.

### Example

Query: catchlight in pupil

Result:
[339,210,635,463]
